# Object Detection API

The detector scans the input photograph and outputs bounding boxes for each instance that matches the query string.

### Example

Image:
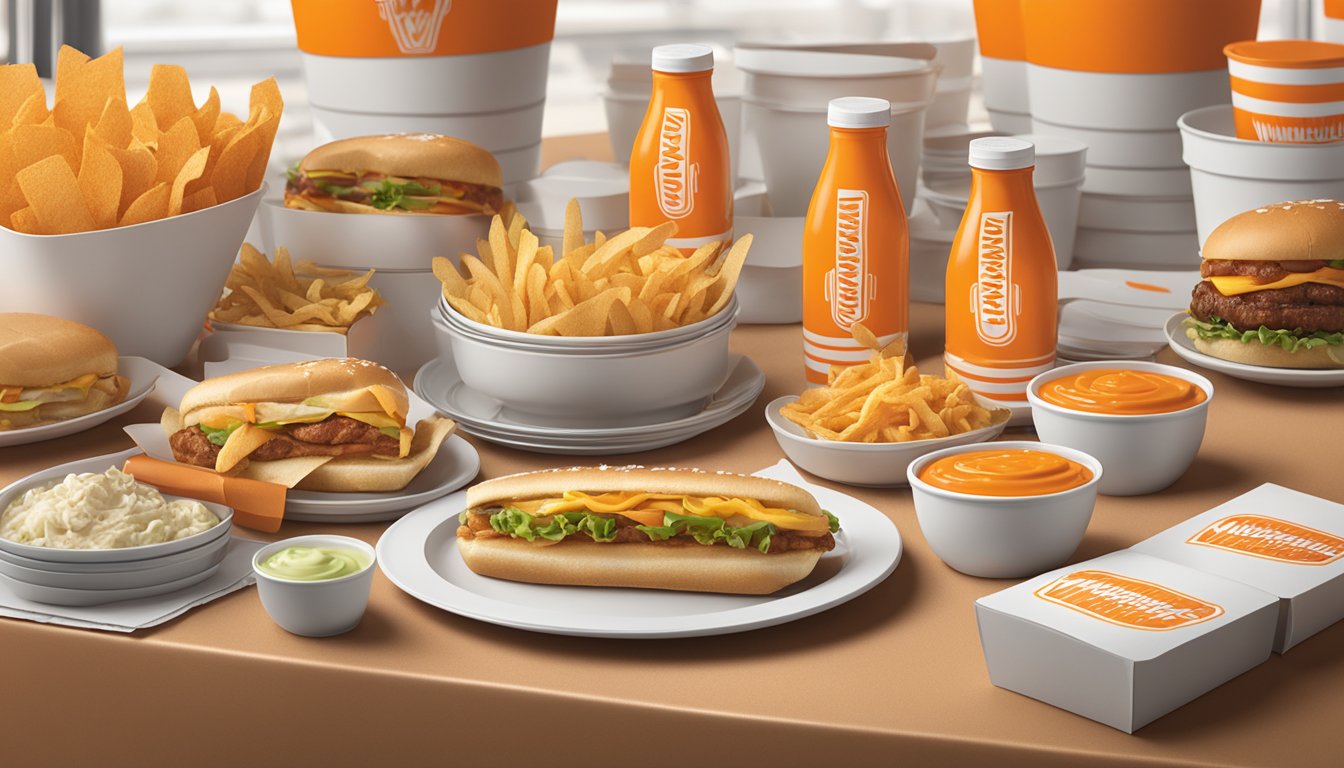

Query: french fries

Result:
[209,244,383,333]
[782,323,1011,443]
[432,200,751,336]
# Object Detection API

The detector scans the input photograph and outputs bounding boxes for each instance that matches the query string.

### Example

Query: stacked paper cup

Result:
[291,0,558,185]
[972,0,1032,133]
[1019,0,1261,269]
[1326,0,1344,44]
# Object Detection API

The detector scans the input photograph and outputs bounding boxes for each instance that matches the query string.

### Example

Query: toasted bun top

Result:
[1203,199,1344,262]
[467,466,824,517]
[180,358,408,415]
[299,134,503,190]
[0,313,118,386]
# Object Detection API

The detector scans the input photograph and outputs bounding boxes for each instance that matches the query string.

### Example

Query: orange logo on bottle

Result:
[375,0,452,55]
[825,188,873,328]
[655,108,697,219]
[1034,569,1224,631]
[1188,514,1344,565]
[974,211,1016,346]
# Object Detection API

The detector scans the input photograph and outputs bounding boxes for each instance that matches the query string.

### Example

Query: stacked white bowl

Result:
[0,500,234,607]
[922,36,978,135]
[431,294,739,428]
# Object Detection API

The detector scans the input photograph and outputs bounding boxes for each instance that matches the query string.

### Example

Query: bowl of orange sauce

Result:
[906,441,1102,578]
[1027,361,1213,496]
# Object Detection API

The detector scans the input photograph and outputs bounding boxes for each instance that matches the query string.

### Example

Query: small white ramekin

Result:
[1027,361,1213,496]
[253,535,376,638]
[906,440,1102,579]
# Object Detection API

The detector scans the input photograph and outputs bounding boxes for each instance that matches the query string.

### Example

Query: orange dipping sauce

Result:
[918,448,1094,497]
[1038,369,1206,415]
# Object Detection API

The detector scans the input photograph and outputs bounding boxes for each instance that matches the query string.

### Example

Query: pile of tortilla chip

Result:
[0,45,282,235]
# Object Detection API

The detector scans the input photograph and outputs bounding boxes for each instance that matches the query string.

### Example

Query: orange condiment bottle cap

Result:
[652,43,714,73]
[827,97,890,128]
[969,136,1034,171]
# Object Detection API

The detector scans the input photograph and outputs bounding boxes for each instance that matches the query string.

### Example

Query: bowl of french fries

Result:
[765,324,1012,487]
[427,202,750,427]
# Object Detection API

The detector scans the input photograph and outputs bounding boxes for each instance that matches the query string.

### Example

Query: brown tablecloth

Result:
[1,136,1340,768]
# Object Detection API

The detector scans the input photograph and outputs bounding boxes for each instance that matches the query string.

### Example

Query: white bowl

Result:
[907,440,1103,578]
[765,396,1009,487]
[987,108,1034,134]
[0,536,228,589]
[1027,361,1213,496]
[1027,66,1228,131]
[1077,192,1197,232]
[1081,165,1193,197]
[0,186,263,367]
[310,101,546,154]
[253,534,376,637]
[1030,117,1185,168]
[435,307,736,427]
[1179,104,1344,246]
[1072,227,1199,268]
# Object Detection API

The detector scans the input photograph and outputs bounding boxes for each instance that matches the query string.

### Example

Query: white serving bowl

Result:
[253,534,376,637]
[1027,361,1213,496]
[907,440,1103,579]
[765,396,1009,487]
[434,306,736,427]
[0,536,228,590]
[1179,104,1344,246]
[1027,66,1229,131]
[1081,165,1193,197]
[0,186,263,367]
[1030,117,1185,169]
[1072,227,1199,269]
[1077,192,1197,232]
[0,563,223,607]
[310,101,546,155]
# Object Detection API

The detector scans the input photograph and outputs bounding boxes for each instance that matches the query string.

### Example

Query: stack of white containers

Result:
[1015,0,1262,269]
[972,0,1032,133]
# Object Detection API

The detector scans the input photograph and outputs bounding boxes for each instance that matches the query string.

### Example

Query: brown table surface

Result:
[2,134,1341,768]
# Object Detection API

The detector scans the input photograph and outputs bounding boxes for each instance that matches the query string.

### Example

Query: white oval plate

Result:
[1165,313,1344,389]
[0,560,223,607]
[377,467,902,638]
[0,356,163,448]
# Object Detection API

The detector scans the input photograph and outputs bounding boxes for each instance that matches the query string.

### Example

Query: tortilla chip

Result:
[0,63,43,128]
[168,145,209,216]
[16,154,95,233]
[52,46,124,140]
[118,181,169,227]
[12,123,79,173]
[143,63,197,131]
[78,130,123,229]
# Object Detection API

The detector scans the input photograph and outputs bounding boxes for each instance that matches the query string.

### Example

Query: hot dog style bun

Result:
[456,466,839,595]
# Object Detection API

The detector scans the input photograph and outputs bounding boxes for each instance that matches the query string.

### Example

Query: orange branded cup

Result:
[972,0,1025,61]
[802,98,909,386]
[1225,40,1344,144]
[944,138,1055,409]
[291,0,558,57]
[629,44,733,252]
[1034,569,1225,631]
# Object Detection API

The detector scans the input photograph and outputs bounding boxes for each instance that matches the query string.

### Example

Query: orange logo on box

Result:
[1188,514,1344,565]
[654,108,697,219]
[1034,570,1224,631]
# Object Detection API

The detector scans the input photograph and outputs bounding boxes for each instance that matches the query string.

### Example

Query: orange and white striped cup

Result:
[1225,40,1344,144]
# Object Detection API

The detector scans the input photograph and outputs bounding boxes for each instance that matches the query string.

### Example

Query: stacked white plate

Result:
[0,452,234,607]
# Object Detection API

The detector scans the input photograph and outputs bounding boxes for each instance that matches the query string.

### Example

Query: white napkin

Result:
[0,537,267,633]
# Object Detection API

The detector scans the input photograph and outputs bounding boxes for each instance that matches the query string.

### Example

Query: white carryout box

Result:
[1131,483,1344,654]
[976,550,1278,733]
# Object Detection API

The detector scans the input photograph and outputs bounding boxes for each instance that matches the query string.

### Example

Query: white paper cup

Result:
[981,56,1030,116]
[1081,165,1193,197]
[1028,362,1213,496]
[1179,104,1344,246]
[1030,117,1185,169]
[494,142,542,186]
[1027,66,1229,131]
[907,440,1102,579]
[1072,227,1200,268]
[1077,192,1197,232]
[987,108,1034,134]
[0,186,263,367]
[310,100,546,154]
[253,535,376,638]
[347,268,441,379]
[734,211,803,324]
[908,205,954,304]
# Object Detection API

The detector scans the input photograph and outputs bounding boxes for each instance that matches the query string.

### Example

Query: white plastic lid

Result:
[652,44,715,73]
[969,137,1035,170]
[827,97,891,129]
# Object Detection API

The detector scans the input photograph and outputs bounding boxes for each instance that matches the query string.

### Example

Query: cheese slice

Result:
[0,372,103,408]
[508,491,828,533]
[1208,268,1344,296]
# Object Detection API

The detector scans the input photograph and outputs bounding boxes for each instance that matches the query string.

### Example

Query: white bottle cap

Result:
[652,43,715,73]
[968,137,1035,170]
[827,97,891,129]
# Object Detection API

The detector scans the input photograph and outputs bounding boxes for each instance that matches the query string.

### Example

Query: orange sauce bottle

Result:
[802,97,909,385]
[944,137,1057,420]
[628,43,733,251]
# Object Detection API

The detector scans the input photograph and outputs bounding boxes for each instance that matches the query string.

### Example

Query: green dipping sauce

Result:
[258,546,371,581]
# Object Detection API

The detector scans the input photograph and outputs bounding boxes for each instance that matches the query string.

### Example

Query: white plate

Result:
[0,560,223,607]
[1165,313,1344,388]
[376,464,903,638]
[0,357,164,447]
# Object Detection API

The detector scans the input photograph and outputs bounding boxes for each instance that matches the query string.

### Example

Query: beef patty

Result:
[169,415,400,469]
[1190,280,1344,334]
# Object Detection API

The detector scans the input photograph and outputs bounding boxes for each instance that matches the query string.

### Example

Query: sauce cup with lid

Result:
[253,535,376,637]
[1027,361,1213,496]
[906,441,1103,579]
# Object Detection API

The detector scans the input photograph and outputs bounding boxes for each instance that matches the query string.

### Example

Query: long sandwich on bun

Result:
[1187,199,1344,369]
[0,313,129,430]
[285,133,504,216]
[457,466,840,594]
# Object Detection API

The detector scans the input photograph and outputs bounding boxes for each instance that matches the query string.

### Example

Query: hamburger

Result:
[0,313,129,430]
[457,466,841,594]
[284,133,504,216]
[1187,200,1344,369]
[164,358,454,492]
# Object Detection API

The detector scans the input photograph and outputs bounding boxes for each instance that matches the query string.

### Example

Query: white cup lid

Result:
[969,137,1034,170]
[652,44,715,73]
[827,97,891,129]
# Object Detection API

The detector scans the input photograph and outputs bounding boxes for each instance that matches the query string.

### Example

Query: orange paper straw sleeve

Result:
[123,455,287,533]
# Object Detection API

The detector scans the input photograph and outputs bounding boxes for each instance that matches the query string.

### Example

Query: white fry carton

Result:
[1131,483,1344,653]
[976,550,1278,733]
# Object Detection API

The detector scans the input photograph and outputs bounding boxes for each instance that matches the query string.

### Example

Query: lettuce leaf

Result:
[824,510,840,533]
[1186,316,1344,353]
[0,400,41,412]
[637,512,778,553]
[364,179,441,211]
[200,422,243,447]
[470,507,790,552]
[1328,260,1344,269]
